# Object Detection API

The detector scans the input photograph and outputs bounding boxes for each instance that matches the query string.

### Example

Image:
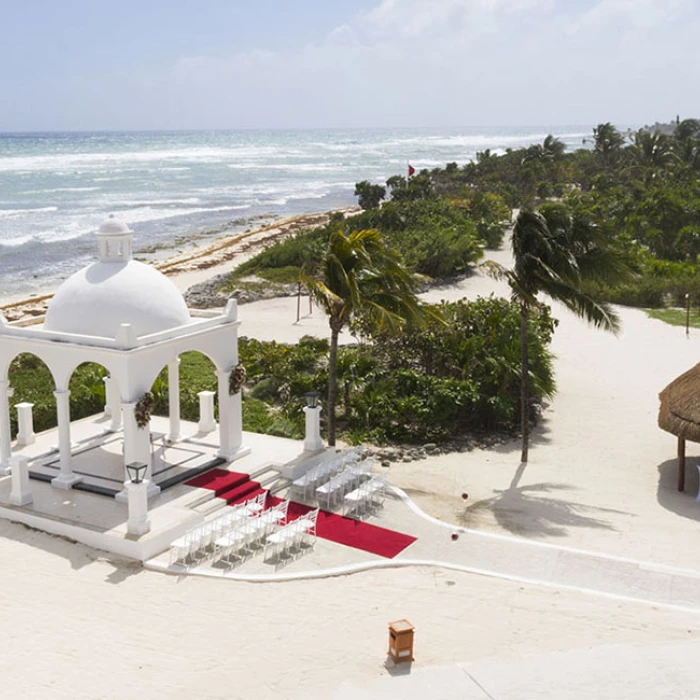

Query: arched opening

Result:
[150,350,218,426]
[8,352,57,439]
[144,351,224,489]
[68,361,109,424]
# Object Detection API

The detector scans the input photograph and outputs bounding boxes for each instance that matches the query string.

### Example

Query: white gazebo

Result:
[0,216,249,499]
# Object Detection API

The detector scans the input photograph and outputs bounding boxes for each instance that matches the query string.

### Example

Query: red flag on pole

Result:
[408,164,416,177]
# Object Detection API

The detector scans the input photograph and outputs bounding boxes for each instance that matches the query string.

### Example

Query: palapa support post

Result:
[678,435,686,492]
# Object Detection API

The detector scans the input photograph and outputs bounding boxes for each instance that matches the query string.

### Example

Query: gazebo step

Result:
[157,457,227,492]
[266,477,291,496]
[73,482,120,498]
[184,467,249,498]
[193,497,228,516]
[28,471,119,497]
[219,479,262,505]
[28,471,53,483]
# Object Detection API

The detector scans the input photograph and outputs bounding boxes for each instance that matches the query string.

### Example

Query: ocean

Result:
[0,127,590,301]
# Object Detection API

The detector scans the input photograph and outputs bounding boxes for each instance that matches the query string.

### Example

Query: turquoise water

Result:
[0,127,590,298]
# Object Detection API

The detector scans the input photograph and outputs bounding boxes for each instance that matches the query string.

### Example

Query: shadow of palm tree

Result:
[460,462,630,538]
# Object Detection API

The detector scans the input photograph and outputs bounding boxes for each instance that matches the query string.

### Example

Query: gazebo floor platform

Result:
[19,415,231,497]
[0,414,318,561]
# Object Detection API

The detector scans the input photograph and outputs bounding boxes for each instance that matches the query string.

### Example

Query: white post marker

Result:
[303,405,324,452]
[198,390,216,434]
[10,455,33,506]
[126,479,151,536]
[15,402,36,446]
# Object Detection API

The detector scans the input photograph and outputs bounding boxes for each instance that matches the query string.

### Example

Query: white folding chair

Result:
[298,507,320,549]
[169,531,191,567]
[264,522,296,562]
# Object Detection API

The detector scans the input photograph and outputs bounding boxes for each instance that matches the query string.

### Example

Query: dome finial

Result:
[96,216,134,263]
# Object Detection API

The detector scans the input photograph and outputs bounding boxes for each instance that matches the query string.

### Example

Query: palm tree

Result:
[522,135,566,165]
[485,206,626,463]
[542,134,566,160]
[592,122,625,167]
[302,226,425,445]
[627,129,677,173]
[674,118,700,142]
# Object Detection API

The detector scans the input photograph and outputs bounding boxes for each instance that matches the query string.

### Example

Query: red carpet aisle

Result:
[186,470,417,559]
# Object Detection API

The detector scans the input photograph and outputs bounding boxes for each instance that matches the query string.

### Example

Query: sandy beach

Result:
[2,212,700,698]
[0,208,357,322]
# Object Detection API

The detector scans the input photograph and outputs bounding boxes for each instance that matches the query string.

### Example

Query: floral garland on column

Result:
[135,392,154,429]
[229,363,247,395]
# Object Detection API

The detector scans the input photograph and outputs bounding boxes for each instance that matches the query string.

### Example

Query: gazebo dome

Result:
[44,217,191,339]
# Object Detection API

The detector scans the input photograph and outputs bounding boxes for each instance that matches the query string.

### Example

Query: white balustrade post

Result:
[102,376,112,417]
[15,402,36,446]
[0,380,14,475]
[198,390,216,434]
[10,455,33,506]
[303,406,324,452]
[168,358,181,442]
[51,389,81,489]
[126,479,151,535]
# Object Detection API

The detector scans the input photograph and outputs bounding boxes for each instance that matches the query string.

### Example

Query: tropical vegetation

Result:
[8,117,700,454]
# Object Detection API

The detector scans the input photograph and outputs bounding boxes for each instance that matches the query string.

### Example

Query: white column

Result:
[51,389,81,489]
[10,455,33,506]
[121,402,139,468]
[15,402,36,446]
[117,403,159,502]
[216,369,244,460]
[167,358,181,442]
[0,379,13,475]
[103,376,121,432]
[303,406,324,452]
[126,479,151,535]
[198,390,216,434]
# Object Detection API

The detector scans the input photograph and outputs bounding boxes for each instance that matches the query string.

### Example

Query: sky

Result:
[1,0,699,131]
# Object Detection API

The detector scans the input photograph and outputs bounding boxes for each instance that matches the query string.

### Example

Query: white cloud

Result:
[159,0,700,129]
[573,0,695,32]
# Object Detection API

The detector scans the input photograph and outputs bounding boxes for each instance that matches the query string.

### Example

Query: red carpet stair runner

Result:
[186,468,416,559]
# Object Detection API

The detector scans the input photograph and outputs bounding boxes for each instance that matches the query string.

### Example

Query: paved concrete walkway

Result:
[328,639,700,699]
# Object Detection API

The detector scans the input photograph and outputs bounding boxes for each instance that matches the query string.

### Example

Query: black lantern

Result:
[304,391,320,409]
[126,462,147,484]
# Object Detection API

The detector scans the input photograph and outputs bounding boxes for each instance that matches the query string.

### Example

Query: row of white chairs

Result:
[169,492,269,567]
[344,477,386,519]
[214,499,291,566]
[291,446,366,504]
[315,458,373,511]
[263,507,320,562]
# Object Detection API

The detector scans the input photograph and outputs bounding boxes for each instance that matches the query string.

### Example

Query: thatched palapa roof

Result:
[658,362,700,442]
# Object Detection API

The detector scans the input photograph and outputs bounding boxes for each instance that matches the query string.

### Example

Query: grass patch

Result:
[256,266,301,284]
[645,307,700,328]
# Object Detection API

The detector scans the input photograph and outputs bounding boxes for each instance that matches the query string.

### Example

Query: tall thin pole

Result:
[686,293,690,338]
[296,281,301,323]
